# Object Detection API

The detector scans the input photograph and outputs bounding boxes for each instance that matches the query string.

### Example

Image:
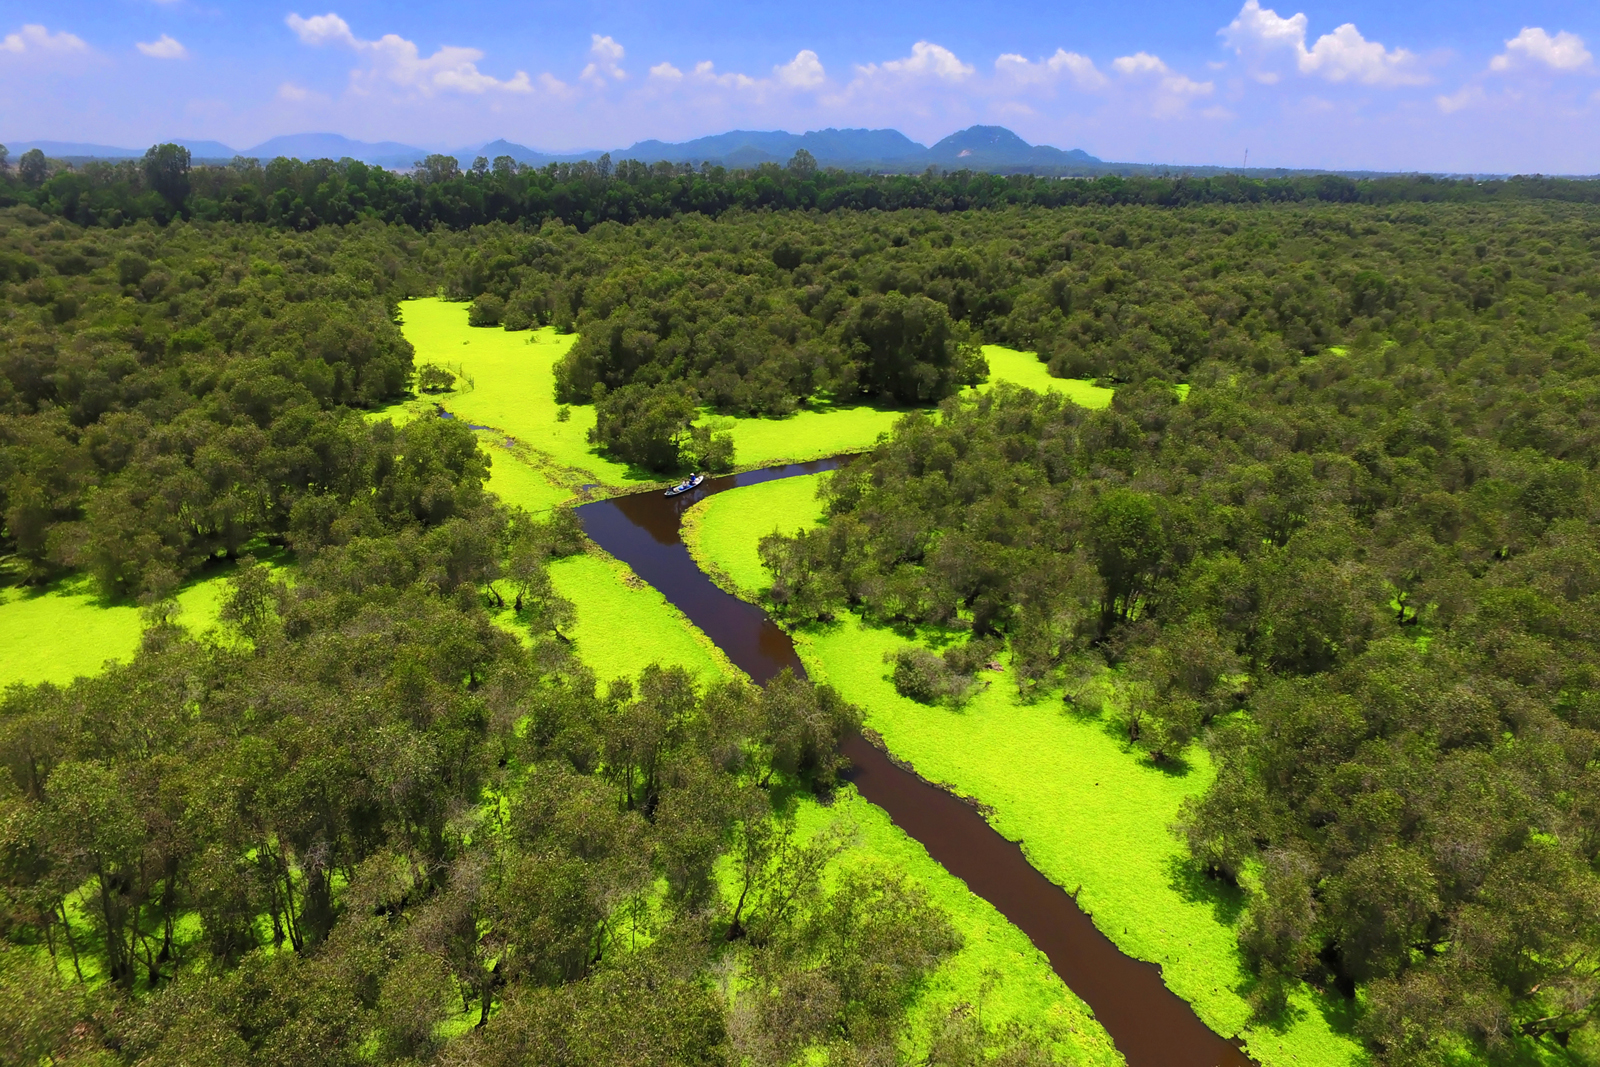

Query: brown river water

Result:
[575,461,1253,1067]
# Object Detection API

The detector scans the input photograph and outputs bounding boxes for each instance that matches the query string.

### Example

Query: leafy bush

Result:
[587,382,696,471]
[468,291,504,326]
[416,363,455,392]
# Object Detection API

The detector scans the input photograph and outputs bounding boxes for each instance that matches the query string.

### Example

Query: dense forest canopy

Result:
[760,204,1600,1061]
[3,142,1600,1066]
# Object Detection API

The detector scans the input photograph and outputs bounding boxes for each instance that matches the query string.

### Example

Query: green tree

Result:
[16,148,46,186]
[589,384,696,471]
[142,143,192,207]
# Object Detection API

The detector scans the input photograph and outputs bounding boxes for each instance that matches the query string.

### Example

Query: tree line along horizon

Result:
[1,146,1600,1066]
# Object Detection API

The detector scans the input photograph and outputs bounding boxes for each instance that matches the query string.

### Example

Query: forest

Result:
[1,146,1599,1067]
[2,141,1600,236]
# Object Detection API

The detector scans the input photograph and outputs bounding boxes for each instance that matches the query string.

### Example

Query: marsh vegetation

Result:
[3,149,1600,1067]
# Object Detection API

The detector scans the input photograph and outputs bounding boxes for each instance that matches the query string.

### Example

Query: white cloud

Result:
[284,12,532,95]
[775,49,825,90]
[136,34,187,59]
[858,41,973,82]
[1490,28,1592,73]
[286,12,357,48]
[640,48,822,102]
[278,81,313,101]
[690,60,757,91]
[1,24,89,54]
[1221,0,1427,87]
[1112,52,1167,77]
[1114,52,1212,94]
[580,34,625,85]
[1435,84,1485,113]
[1110,51,1214,116]
[995,49,1107,91]
[538,72,574,98]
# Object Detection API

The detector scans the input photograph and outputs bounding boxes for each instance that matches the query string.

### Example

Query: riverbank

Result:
[562,482,1123,1065]
[681,473,1364,1067]
[394,298,913,513]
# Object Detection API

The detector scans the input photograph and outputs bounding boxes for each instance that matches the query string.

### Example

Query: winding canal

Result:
[576,461,1253,1067]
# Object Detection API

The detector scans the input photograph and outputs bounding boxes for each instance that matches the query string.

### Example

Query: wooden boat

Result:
[664,472,705,497]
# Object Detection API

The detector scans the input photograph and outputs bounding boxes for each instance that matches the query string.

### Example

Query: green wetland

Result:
[3,155,1600,1067]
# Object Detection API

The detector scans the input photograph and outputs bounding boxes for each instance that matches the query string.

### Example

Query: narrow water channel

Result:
[576,463,1254,1067]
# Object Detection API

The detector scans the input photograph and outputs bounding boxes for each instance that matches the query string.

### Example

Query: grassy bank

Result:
[683,476,1365,1067]
[546,550,736,685]
[682,473,830,597]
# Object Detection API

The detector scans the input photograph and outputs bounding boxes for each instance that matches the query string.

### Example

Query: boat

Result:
[664,473,705,497]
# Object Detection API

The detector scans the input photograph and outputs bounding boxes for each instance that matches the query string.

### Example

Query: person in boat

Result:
[665,472,705,497]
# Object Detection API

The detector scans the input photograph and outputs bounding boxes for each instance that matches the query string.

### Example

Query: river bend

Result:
[576,462,1252,1067]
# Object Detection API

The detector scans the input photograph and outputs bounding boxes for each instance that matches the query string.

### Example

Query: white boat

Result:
[664,472,705,497]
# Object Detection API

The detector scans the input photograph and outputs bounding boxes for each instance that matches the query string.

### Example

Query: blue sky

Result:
[1,0,1597,172]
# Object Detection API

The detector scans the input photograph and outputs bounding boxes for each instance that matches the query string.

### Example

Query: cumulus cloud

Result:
[1221,0,1427,86]
[1114,52,1213,96]
[580,34,625,85]
[1489,28,1592,73]
[1106,51,1215,118]
[286,12,357,48]
[640,48,823,104]
[278,81,313,101]
[995,49,1107,91]
[136,34,187,59]
[688,60,757,91]
[857,41,973,82]
[775,49,825,90]
[284,12,532,95]
[1,24,89,54]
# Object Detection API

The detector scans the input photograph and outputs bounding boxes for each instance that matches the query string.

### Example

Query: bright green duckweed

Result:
[398,298,909,505]
[976,346,1114,409]
[682,473,829,596]
[684,477,1364,1067]
[547,551,735,686]
[0,557,286,690]
[785,787,1122,1067]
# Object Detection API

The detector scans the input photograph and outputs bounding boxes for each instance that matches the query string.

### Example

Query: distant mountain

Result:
[171,139,240,160]
[798,128,926,163]
[620,127,929,168]
[925,126,1099,168]
[4,140,147,160]
[243,133,426,166]
[467,139,601,167]
[6,125,1105,174]
[7,138,239,161]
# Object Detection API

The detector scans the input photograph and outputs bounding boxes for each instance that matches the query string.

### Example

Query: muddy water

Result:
[576,464,1253,1067]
